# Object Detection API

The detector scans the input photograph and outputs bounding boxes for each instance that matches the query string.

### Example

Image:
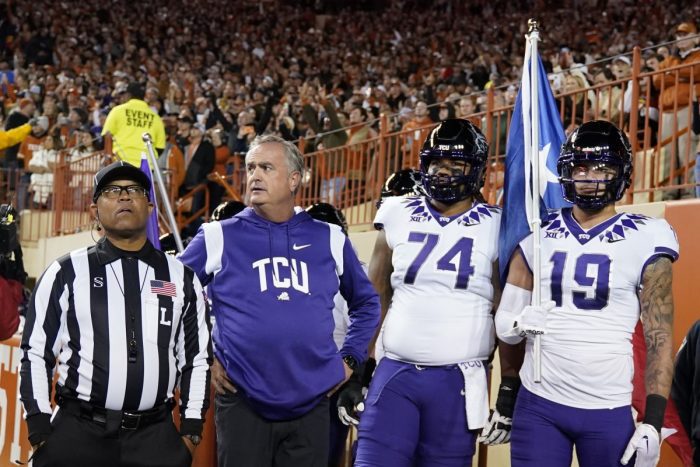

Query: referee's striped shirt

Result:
[19,238,212,442]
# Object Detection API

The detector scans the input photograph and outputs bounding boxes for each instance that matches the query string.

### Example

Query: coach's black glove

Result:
[479,376,520,445]
[336,357,376,426]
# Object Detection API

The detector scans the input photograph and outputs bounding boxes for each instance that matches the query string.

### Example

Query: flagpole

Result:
[140,153,161,249]
[528,19,543,383]
[142,133,185,253]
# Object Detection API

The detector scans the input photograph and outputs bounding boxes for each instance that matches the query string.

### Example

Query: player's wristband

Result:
[495,376,521,418]
[643,394,667,433]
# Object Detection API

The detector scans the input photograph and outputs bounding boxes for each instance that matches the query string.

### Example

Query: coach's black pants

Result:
[32,407,192,467]
[215,391,329,467]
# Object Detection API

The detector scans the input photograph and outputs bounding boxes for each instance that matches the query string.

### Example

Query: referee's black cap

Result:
[93,161,151,202]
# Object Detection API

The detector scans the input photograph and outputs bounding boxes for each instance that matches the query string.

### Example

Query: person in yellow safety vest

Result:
[101,82,166,167]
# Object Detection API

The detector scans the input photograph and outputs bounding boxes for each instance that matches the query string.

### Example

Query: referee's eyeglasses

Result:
[99,185,149,200]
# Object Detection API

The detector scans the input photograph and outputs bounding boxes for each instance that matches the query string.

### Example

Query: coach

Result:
[19,161,212,467]
[179,135,380,466]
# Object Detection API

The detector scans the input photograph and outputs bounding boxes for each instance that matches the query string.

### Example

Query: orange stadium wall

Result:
[660,200,700,467]
[0,200,698,467]
[665,200,700,358]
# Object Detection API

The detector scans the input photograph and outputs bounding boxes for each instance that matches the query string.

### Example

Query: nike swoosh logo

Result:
[292,243,311,251]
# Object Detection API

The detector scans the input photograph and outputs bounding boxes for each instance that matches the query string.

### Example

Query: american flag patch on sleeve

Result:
[150,280,177,297]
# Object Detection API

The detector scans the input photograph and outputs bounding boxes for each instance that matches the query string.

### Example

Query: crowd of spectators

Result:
[0,0,698,206]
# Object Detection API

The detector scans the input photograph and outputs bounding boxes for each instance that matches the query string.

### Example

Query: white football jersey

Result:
[332,290,349,351]
[332,262,371,351]
[519,208,679,409]
[375,196,499,365]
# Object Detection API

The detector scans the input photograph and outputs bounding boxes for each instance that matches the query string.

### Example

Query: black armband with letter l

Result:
[643,394,667,433]
[495,376,521,418]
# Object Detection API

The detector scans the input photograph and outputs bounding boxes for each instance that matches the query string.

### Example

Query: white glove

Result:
[336,384,368,426]
[338,401,364,426]
[513,301,555,336]
[478,409,512,445]
[620,423,660,467]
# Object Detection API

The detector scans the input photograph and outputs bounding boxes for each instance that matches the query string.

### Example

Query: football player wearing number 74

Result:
[354,119,523,466]
[495,120,678,467]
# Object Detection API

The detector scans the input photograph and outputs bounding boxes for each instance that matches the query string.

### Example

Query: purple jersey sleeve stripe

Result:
[654,246,679,261]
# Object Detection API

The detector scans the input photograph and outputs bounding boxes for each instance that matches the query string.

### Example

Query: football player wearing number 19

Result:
[355,119,521,466]
[496,121,679,467]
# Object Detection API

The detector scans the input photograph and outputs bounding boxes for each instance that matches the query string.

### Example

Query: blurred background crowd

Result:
[0,0,698,211]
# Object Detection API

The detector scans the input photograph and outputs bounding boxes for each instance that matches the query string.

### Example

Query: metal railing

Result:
[289,46,698,228]
[175,183,210,228]
[8,47,699,239]
[1,150,109,242]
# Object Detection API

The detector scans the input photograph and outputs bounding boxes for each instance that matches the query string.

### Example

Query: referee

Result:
[19,161,212,467]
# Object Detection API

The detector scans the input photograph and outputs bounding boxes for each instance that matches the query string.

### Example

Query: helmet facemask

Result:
[557,120,633,212]
[418,119,489,205]
[558,159,627,211]
[420,155,484,204]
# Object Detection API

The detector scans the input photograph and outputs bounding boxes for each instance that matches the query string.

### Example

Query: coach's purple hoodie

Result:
[179,207,379,420]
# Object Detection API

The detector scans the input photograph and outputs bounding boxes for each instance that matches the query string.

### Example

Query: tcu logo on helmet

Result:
[252,257,309,294]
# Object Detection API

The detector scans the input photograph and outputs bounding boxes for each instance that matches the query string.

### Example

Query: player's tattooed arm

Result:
[640,256,674,397]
